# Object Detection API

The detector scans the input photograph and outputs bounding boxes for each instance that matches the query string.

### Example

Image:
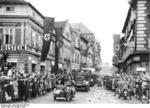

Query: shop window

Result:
[8,63,16,68]
[32,64,36,73]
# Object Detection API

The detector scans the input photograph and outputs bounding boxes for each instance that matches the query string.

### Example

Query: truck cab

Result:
[75,73,90,91]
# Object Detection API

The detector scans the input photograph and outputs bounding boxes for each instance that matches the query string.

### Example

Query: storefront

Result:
[0,44,53,74]
[125,52,149,74]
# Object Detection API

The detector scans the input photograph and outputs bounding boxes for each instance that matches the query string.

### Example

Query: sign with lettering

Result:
[1,44,26,51]
[136,67,146,71]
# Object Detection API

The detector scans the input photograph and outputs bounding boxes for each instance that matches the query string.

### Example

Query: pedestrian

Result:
[128,81,132,100]
[18,74,28,101]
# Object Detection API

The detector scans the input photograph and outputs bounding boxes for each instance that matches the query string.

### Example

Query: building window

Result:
[3,28,15,44]
[6,6,14,12]
[40,66,45,74]
[31,31,36,47]
[24,63,28,74]
[35,34,39,48]
[32,64,36,73]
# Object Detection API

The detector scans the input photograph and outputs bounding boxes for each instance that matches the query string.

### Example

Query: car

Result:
[75,75,90,91]
[53,84,75,101]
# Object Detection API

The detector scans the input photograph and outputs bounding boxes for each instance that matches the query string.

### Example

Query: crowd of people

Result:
[103,72,150,103]
[0,64,54,103]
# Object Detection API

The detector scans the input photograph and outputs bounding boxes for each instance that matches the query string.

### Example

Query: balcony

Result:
[120,41,135,61]
[121,47,134,62]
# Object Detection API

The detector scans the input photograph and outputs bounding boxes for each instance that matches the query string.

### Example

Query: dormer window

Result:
[6,6,14,12]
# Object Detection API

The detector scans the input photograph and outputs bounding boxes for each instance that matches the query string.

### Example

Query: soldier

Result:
[18,74,28,101]
[18,74,24,101]
[128,80,132,100]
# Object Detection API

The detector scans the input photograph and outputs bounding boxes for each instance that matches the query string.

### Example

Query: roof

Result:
[0,0,28,4]
[70,23,95,42]
[70,23,93,34]
[0,0,44,18]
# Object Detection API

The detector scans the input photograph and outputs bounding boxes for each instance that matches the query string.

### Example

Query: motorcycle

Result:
[3,78,14,103]
[53,85,76,101]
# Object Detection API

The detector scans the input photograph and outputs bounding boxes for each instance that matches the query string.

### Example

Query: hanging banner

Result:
[41,17,55,61]
[113,34,120,45]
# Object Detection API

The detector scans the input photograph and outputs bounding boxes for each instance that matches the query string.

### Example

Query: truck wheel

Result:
[70,94,73,101]
[86,87,89,92]
[54,96,56,100]
[66,93,70,102]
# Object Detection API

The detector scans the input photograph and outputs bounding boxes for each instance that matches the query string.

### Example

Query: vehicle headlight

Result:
[10,81,13,85]
[66,87,70,89]
[54,90,61,94]
[83,81,89,85]
[66,87,70,92]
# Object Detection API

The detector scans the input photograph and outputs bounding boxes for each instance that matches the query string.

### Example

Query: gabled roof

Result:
[70,23,93,34]
[0,0,44,18]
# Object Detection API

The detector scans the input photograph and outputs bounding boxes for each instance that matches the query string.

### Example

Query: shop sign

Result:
[136,67,146,71]
[7,58,18,63]
[1,44,26,51]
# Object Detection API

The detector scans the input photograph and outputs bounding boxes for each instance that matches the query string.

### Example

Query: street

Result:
[17,86,141,104]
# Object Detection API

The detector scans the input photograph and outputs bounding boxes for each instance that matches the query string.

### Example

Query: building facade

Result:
[0,0,53,74]
[54,20,72,73]
[70,27,81,71]
[93,41,102,71]
[113,0,150,74]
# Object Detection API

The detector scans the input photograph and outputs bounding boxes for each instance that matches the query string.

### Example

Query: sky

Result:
[27,0,130,65]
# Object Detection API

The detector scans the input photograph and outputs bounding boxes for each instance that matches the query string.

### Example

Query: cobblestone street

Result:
[17,86,141,104]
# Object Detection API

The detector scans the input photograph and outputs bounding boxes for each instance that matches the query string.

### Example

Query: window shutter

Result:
[0,28,3,35]
[15,28,21,45]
